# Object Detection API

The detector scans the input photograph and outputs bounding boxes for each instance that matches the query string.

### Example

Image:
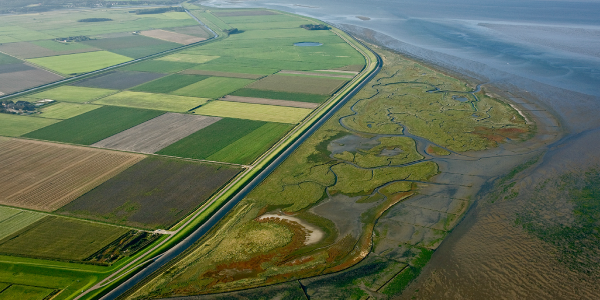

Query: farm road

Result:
[92,113,221,154]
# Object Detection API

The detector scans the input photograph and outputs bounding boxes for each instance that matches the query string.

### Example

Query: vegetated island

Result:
[300,24,331,30]
[78,18,112,22]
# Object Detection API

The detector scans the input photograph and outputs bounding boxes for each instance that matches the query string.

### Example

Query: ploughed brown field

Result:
[0,138,144,211]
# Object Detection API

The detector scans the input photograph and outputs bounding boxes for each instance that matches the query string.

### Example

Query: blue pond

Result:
[294,42,323,46]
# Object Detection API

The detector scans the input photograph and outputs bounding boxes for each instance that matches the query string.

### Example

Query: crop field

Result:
[27,51,131,75]
[278,70,354,79]
[0,114,57,137]
[0,138,145,211]
[0,207,45,241]
[247,74,348,95]
[0,69,63,95]
[24,106,165,145]
[130,74,210,94]
[194,100,311,123]
[220,95,319,109]
[39,102,101,119]
[58,156,242,229]
[0,216,129,261]
[190,57,280,75]
[157,118,284,162]
[92,113,221,154]
[0,284,56,300]
[81,35,176,51]
[0,63,35,74]
[212,10,278,17]
[94,91,208,112]
[71,71,167,90]
[167,25,212,38]
[0,52,22,65]
[0,41,99,59]
[122,60,198,73]
[172,77,254,99]
[180,69,264,79]
[206,122,293,164]
[157,53,219,64]
[30,86,117,103]
[140,29,205,45]
[231,88,330,103]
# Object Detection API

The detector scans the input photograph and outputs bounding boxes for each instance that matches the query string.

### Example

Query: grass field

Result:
[130,74,209,94]
[71,71,167,90]
[0,52,21,65]
[193,101,311,123]
[172,77,254,99]
[0,217,129,261]
[190,57,280,75]
[180,69,264,79]
[0,114,58,137]
[94,91,208,112]
[121,60,198,73]
[207,122,293,164]
[39,102,102,119]
[158,118,266,160]
[24,106,165,145]
[31,86,117,103]
[0,207,45,241]
[231,88,330,103]
[247,74,348,95]
[0,284,56,300]
[81,35,177,50]
[0,138,145,211]
[27,51,131,75]
[0,41,97,59]
[58,157,242,229]
[110,43,184,59]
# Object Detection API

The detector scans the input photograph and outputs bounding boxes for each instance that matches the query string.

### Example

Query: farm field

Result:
[157,118,290,164]
[30,86,117,103]
[247,74,348,95]
[0,207,45,241]
[92,113,221,154]
[58,156,242,229]
[0,41,98,59]
[0,68,63,95]
[181,69,265,79]
[71,71,167,90]
[121,60,198,73]
[27,51,132,75]
[94,91,208,112]
[130,74,210,94]
[140,29,205,45]
[0,284,56,300]
[24,106,165,145]
[0,216,129,261]
[220,95,319,109]
[172,77,254,99]
[193,100,311,123]
[230,88,330,103]
[0,114,58,137]
[0,138,144,211]
[39,102,101,119]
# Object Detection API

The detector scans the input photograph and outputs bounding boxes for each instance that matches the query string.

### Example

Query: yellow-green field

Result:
[0,114,58,137]
[193,100,312,124]
[93,91,208,112]
[39,103,102,119]
[27,51,132,75]
[157,53,219,64]
[31,86,117,103]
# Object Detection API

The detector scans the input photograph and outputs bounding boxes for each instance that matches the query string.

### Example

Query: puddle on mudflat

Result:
[452,95,469,102]
[379,147,403,156]
[327,134,380,155]
[311,194,379,239]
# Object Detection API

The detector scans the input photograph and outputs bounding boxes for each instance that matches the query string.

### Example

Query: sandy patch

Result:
[257,214,324,245]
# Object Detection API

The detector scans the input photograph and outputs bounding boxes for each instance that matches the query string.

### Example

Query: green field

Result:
[0,284,56,300]
[27,51,131,75]
[94,91,208,112]
[172,77,254,99]
[30,86,117,103]
[24,106,164,145]
[247,74,347,95]
[190,57,280,75]
[158,118,268,161]
[207,122,293,164]
[193,100,311,123]
[0,114,58,137]
[231,88,330,103]
[0,207,46,241]
[110,44,183,59]
[130,74,210,94]
[31,40,94,52]
[0,216,129,261]
[0,52,22,65]
[39,102,101,119]
[121,60,198,73]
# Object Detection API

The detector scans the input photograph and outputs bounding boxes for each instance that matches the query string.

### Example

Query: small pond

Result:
[294,42,323,47]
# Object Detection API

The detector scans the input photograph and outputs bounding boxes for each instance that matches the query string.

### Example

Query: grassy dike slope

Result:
[127,42,531,298]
